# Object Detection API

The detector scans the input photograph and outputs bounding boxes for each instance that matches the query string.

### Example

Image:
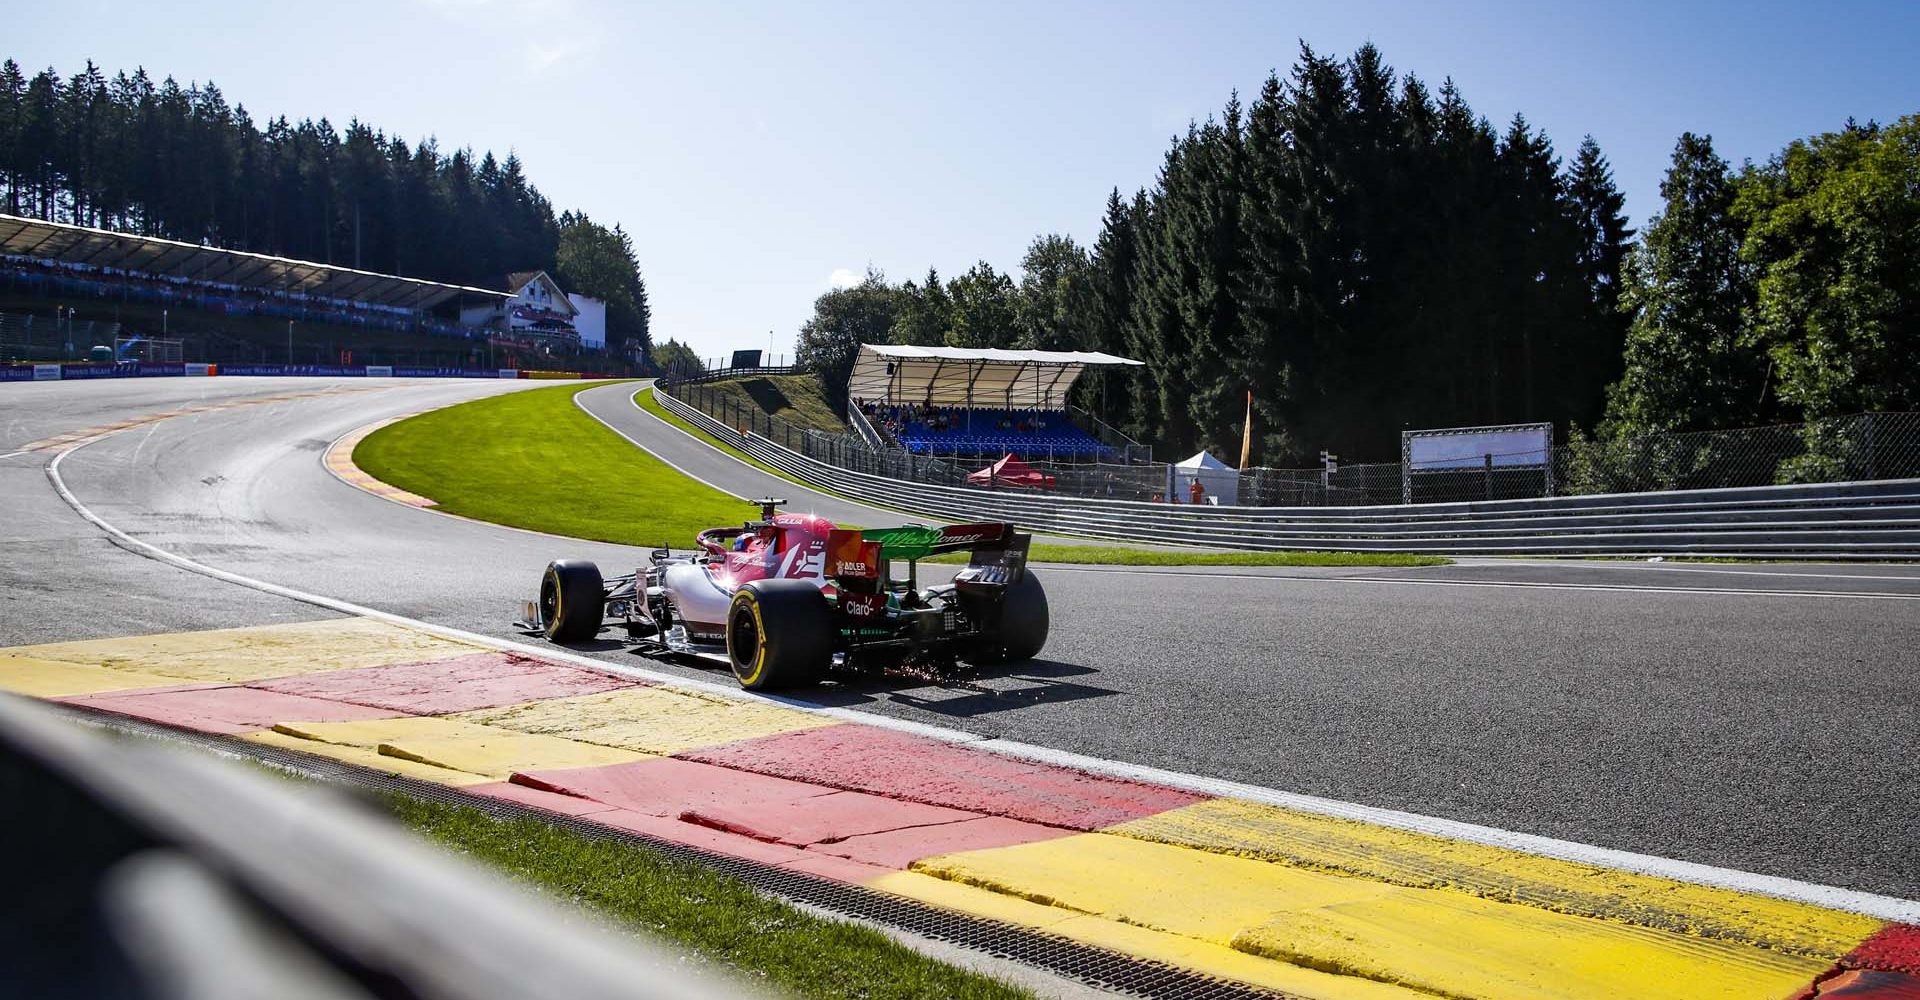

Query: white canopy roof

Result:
[1174,451,1235,471]
[847,344,1143,409]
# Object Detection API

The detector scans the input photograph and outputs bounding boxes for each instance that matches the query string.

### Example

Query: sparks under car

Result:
[517,499,1048,690]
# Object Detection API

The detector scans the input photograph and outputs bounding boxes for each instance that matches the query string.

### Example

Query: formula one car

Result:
[517,499,1047,690]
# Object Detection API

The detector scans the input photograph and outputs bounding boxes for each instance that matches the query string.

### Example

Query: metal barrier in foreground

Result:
[0,693,735,1000]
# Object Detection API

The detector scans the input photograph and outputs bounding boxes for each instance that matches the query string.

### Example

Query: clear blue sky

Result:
[13,0,1919,359]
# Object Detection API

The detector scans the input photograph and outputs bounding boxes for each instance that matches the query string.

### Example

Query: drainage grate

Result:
[63,706,1295,1000]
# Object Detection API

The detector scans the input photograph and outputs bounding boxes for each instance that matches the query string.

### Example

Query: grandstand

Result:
[846,345,1146,463]
[0,214,616,371]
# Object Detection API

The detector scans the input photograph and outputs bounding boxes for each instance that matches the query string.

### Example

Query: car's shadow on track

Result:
[574,640,1120,719]
[803,658,1120,718]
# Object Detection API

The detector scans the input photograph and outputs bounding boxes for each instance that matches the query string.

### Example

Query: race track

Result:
[3,376,1916,901]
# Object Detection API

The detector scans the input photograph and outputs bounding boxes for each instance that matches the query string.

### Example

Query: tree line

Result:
[0,58,652,357]
[1605,120,1919,436]
[799,42,1918,466]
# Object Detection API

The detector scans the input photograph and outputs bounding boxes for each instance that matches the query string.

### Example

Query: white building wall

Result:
[569,294,608,349]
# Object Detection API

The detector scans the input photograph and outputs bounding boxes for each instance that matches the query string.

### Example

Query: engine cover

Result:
[660,562,733,635]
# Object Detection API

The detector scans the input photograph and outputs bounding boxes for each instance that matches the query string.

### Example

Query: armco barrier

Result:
[653,386,1920,559]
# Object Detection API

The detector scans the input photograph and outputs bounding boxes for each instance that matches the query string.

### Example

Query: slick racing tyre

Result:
[963,569,1049,665]
[727,580,832,690]
[541,559,605,643]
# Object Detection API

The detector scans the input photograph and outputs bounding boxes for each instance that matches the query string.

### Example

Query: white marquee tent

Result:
[846,344,1143,410]
[1170,450,1240,506]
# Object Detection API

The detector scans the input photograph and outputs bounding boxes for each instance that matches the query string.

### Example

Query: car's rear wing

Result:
[826,523,1029,589]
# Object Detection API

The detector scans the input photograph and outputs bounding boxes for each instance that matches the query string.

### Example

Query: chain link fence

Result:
[659,378,1920,507]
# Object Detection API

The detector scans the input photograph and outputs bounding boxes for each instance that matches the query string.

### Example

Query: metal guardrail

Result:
[0,693,734,999]
[653,386,1920,558]
[661,364,803,386]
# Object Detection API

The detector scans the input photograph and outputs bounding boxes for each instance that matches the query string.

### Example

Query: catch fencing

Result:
[663,374,1920,508]
[653,381,1920,558]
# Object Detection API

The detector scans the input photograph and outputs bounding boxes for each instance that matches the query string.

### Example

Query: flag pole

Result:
[1239,389,1253,470]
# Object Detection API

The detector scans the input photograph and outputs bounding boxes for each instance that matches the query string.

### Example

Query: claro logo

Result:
[840,592,885,617]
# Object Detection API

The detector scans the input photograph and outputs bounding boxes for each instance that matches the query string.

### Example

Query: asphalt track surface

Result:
[3,377,1917,903]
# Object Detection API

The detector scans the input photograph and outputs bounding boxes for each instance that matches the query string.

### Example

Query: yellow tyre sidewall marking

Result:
[732,591,767,686]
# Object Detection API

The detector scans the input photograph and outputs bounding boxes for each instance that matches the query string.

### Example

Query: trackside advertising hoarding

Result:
[58,363,188,379]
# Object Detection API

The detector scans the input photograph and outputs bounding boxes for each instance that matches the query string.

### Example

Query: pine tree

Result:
[1604,133,1761,435]
[0,61,26,215]
[1564,135,1633,424]
[1087,189,1141,423]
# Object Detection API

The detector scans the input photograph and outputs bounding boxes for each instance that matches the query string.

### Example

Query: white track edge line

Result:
[43,430,1920,923]
[612,382,956,524]
[571,382,759,502]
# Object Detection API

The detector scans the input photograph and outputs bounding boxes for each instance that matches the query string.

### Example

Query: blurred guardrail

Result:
[657,363,803,386]
[0,693,733,999]
[652,385,1920,559]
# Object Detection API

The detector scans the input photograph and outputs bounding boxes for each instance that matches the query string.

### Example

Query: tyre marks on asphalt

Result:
[11,385,383,456]
[2,617,1916,1000]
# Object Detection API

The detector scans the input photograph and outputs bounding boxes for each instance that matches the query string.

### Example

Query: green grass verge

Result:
[686,373,848,432]
[386,794,1032,1000]
[365,382,1446,568]
[355,381,750,548]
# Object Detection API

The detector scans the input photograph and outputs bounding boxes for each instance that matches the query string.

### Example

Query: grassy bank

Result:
[355,381,748,547]
[636,384,803,484]
[364,383,1446,567]
[386,795,1032,1000]
[678,373,848,432]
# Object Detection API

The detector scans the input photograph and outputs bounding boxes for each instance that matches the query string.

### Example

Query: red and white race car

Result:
[519,499,1047,690]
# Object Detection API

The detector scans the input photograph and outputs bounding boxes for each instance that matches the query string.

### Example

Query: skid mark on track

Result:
[13,385,383,455]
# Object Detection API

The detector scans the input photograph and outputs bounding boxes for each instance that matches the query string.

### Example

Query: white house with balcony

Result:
[461,270,604,348]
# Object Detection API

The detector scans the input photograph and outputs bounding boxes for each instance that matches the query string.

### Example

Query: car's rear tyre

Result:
[962,570,1049,665]
[541,560,604,643]
[727,580,832,690]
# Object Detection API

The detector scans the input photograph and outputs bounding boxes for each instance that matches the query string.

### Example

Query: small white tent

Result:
[1169,451,1239,506]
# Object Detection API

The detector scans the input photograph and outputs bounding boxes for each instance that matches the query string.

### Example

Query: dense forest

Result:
[798,43,1919,465]
[0,58,652,357]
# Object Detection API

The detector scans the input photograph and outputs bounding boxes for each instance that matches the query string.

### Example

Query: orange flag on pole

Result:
[1239,389,1253,469]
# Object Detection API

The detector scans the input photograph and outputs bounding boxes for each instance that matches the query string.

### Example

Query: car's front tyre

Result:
[726,580,832,690]
[541,559,605,642]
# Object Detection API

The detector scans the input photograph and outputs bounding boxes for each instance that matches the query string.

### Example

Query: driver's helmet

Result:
[733,533,752,551]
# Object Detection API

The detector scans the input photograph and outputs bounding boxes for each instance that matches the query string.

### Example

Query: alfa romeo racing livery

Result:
[518,499,1047,690]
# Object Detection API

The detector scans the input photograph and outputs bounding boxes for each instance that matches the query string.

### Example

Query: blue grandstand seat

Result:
[863,404,1118,462]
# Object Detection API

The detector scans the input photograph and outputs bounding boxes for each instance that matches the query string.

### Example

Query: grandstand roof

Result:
[0,214,510,310]
[848,344,1143,409]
